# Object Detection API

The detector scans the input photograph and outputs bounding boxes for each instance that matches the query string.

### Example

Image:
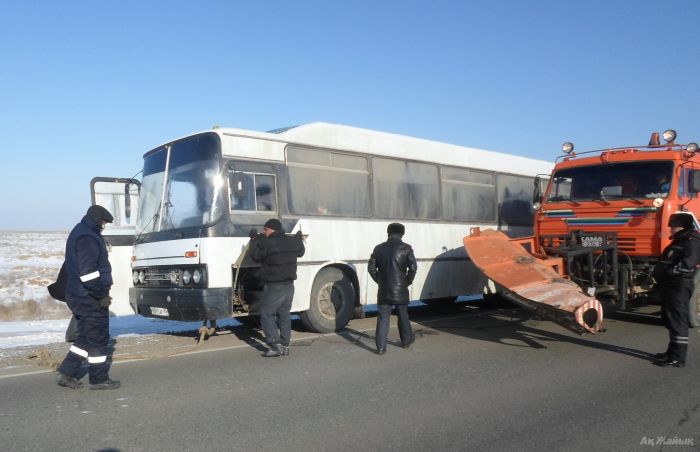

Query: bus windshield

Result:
[547,161,674,203]
[136,133,223,233]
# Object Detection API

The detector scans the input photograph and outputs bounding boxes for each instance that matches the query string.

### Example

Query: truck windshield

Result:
[136,133,223,233]
[547,161,674,202]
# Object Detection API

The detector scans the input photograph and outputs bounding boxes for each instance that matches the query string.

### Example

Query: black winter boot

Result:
[263,344,282,357]
[90,379,121,390]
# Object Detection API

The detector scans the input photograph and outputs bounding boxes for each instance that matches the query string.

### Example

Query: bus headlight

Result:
[183,270,192,284]
[663,129,677,143]
[193,269,202,284]
[132,270,139,285]
[138,270,146,284]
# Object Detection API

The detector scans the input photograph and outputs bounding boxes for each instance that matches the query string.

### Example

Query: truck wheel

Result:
[300,268,355,333]
[689,273,700,328]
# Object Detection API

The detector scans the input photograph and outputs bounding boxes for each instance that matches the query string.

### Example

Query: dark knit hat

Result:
[264,218,283,232]
[668,213,695,229]
[87,205,114,224]
[387,222,405,236]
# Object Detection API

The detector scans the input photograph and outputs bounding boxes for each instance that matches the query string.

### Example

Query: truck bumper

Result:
[130,287,233,321]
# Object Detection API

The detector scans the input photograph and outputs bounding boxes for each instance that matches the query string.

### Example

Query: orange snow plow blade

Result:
[463,228,603,335]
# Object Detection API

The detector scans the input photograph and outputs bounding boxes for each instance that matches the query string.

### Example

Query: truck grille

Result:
[144,268,179,285]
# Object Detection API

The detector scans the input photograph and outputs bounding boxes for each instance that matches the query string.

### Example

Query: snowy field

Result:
[0,231,244,350]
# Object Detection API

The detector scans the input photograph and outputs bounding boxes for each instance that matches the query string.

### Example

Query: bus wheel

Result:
[300,268,355,333]
[689,273,700,328]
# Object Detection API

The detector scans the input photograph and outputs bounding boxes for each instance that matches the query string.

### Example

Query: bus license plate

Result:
[150,307,169,317]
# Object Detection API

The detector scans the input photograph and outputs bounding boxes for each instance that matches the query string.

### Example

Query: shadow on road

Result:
[414,307,659,362]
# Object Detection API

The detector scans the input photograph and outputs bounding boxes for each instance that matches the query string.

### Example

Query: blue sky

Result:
[1,0,698,230]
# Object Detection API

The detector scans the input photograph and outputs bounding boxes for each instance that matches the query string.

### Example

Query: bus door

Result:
[90,177,140,315]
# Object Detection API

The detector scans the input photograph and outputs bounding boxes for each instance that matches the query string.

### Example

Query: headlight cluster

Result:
[133,270,146,284]
[182,269,203,285]
[132,267,206,287]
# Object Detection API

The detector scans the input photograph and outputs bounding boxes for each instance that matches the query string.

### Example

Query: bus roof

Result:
[154,122,553,177]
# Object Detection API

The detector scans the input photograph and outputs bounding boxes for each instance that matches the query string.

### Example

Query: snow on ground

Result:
[0,316,246,350]
[0,231,68,320]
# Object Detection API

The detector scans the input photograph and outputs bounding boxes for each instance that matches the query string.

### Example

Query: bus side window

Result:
[255,174,277,212]
[231,172,255,211]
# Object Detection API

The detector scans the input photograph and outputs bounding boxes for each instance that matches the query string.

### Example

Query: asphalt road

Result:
[1,304,698,452]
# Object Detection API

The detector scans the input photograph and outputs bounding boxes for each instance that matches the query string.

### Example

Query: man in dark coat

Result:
[653,213,700,367]
[56,205,120,390]
[368,223,418,355]
[249,218,305,357]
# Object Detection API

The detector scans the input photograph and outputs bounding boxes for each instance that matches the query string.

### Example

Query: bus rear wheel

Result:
[300,268,355,333]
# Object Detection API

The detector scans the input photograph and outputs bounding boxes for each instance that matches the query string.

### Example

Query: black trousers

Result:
[375,303,413,350]
[58,295,111,384]
[661,283,691,362]
[259,282,294,346]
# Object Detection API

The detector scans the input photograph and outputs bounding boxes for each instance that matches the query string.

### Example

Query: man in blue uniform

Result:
[56,205,120,390]
[368,223,418,355]
[653,213,700,368]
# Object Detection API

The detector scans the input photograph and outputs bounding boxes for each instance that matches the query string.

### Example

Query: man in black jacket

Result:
[368,223,418,355]
[653,213,700,367]
[249,219,305,357]
[56,205,120,390]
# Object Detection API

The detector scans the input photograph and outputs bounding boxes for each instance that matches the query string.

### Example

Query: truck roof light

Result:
[649,132,660,146]
[662,129,677,143]
[562,142,574,154]
[688,142,699,154]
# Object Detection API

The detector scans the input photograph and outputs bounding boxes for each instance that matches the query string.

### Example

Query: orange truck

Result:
[531,130,700,326]
[464,130,700,334]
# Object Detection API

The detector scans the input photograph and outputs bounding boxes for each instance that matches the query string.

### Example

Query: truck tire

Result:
[300,268,355,333]
[689,272,700,328]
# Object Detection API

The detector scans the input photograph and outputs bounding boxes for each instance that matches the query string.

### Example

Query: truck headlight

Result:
[663,129,677,143]
[132,270,139,285]
[193,269,202,284]
[138,270,146,284]
[183,270,192,284]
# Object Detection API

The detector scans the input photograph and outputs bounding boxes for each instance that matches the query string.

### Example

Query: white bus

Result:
[94,123,552,333]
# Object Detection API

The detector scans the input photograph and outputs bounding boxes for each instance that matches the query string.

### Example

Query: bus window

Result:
[373,158,439,220]
[255,174,276,211]
[441,167,496,222]
[230,172,277,212]
[497,174,536,227]
[287,146,370,216]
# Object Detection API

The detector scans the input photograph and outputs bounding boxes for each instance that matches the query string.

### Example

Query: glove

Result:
[98,295,112,309]
[249,227,259,239]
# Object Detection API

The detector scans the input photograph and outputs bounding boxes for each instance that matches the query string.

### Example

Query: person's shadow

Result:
[337,327,384,353]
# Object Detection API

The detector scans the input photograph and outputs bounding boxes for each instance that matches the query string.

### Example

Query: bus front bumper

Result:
[130,287,232,321]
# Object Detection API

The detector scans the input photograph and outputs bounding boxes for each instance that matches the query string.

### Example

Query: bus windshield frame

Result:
[136,133,223,234]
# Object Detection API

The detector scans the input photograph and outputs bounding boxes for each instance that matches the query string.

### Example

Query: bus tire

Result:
[689,273,700,328]
[300,268,355,333]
